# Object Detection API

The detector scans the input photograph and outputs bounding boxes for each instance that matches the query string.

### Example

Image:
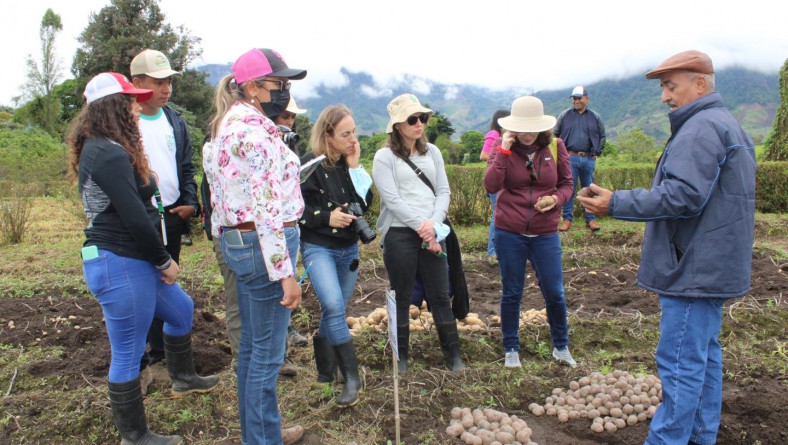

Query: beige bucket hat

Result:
[498,96,556,133]
[386,93,432,133]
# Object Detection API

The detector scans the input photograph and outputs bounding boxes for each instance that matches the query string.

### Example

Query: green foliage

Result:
[424,108,455,143]
[0,187,33,244]
[171,68,214,133]
[755,162,788,213]
[764,58,788,161]
[168,104,205,172]
[445,166,487,225]
[358,133,387,161]
[434,134,464,165]
[71,0,202,90]
[0,126,66,188]
[460,130,485,160]
[607,128,661,164]
[293,114,312,156]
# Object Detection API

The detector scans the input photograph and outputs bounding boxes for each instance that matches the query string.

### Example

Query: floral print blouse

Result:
[203,101,304,280]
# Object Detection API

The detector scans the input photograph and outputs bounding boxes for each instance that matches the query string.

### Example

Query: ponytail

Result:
[209,74,247,139]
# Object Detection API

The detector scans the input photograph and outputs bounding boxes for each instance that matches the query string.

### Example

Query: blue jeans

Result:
[82,250,193,383]
[487,192,497,256]
[222,227,299,445]
[561,154,596,222]
[645,296,726,445]
[494,230,568,352]
[300,241,359,345]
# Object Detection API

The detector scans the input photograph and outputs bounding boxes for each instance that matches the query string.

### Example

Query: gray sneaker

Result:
[552,347,577,368]
[504,351,521,368]
[287,326,308,347]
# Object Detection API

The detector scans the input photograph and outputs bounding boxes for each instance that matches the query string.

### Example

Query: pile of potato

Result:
[528,370,661,433]
[488,309,547,327]
[346,304,487,336]
[447,407,538,445]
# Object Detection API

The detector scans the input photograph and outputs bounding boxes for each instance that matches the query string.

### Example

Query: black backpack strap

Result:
[402,156,436,196]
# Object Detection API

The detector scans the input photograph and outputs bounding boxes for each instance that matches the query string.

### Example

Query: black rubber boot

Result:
[163,333,219,398]
[108,377,182,445]
[334,341,362,407]
[396,322,409,374]
[313,335,337,383]
[436,322,465,371]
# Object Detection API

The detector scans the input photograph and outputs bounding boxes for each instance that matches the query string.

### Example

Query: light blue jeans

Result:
[487,192,497,256]
[222,227,299,445]
[494,230,568,353]
[645,296,726,445]
[82,250,193,383]
[300,241,359,346]
[561,154,596,223]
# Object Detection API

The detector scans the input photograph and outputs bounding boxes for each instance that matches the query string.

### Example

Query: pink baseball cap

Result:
[84,72,153,104]
[231,48,306,85]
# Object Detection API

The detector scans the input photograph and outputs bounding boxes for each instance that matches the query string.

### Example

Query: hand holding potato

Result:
[576,183,613,216]
[534,195,558,213]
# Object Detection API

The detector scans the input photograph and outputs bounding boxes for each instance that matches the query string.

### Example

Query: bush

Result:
[0,186,33,244]
[756,162,788,213]
[0,126,67,192]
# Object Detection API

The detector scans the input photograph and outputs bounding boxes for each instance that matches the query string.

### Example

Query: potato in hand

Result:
[578,187,597,198]
[535,195,557,210]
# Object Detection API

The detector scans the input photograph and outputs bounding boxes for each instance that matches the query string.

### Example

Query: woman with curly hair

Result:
[68,72,217,445]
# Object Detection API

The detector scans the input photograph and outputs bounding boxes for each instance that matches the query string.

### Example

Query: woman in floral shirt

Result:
[203,48,306,445]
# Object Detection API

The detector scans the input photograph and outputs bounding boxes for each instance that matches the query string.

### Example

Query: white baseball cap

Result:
[84,72,153,104]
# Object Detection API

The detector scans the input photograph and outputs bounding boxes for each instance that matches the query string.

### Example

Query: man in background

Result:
[130,49,199,372]
[554,86,606,232]
[578,50,756,445]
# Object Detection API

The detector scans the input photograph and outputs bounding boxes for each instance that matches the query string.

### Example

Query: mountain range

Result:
[197,64,779,143]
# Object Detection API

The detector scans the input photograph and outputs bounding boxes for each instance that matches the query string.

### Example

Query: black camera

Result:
[344,202,376,244]
[277,125,300,149]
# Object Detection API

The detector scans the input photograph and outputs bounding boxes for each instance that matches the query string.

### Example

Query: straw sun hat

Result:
[497,96,556,133]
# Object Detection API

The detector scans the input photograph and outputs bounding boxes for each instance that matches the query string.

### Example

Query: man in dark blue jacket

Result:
[554,86,606,232]
[578,50,756,445]
[131,49,199,372]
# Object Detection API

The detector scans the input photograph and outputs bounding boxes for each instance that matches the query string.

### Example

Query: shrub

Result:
[0,187,33,244]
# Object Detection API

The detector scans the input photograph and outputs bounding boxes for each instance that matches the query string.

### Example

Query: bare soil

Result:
[1,235,786,444]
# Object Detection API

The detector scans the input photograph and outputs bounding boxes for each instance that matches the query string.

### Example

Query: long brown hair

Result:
[67,94,151,185]
[385,127,428,160]
[310,105,352,167]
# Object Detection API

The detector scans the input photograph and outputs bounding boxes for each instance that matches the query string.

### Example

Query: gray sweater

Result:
[372,143,450,241]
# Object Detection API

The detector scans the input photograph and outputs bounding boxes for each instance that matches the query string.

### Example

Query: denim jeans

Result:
[300,241,359,345]
[222,227,299,445]
[383,227,454,333]
[494,230,568,352]
[645,296,726,445]
[82,250,193,383]
[561,154,596,222]
[487,192,497,256]
[213,237,239,359]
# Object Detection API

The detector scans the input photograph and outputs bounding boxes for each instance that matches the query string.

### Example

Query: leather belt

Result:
[569,151,592,157]
[228,221,296,231]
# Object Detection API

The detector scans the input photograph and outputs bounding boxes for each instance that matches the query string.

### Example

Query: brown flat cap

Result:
[645,50,714,79]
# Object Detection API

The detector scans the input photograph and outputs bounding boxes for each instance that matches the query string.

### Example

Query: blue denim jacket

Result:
[609,93,756,298]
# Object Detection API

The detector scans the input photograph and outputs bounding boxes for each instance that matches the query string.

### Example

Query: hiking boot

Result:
[504,351,522,368]
[287,326,308,347]
[279,361,298,377]
[559,220,571,232]
[586,220,601,232]
[281,425,304,445]
[553,347,577,368]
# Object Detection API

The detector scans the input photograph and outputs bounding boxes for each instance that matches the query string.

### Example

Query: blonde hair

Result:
[309,105,352,167]
[209,74,269,139]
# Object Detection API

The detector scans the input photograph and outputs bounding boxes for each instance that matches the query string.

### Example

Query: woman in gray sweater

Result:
[372,93,464,373]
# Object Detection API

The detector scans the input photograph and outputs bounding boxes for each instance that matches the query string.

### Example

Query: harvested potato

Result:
[535,195,556,210]
[577,187,596,198]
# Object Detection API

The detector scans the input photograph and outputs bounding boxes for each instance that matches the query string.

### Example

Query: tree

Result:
[764,58,788,161]
[615,128,660,163]
[16,9,64,136]
[71,0,202,87]
[424,108,455,144]
[171,68,214,132]
[460,130,485,160]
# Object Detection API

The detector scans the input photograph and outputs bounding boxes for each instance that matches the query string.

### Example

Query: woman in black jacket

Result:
[299,105,373,407]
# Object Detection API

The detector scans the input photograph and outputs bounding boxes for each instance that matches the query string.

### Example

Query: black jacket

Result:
[298,152,373,248]
[161,106,199,214]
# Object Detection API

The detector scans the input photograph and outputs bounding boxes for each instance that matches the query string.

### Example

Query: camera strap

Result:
[403,157,436,196]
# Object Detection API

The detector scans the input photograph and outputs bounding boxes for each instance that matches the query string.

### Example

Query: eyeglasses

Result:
[262,79,292,91]
[526,157,538,182]
[406,114,429,126]
[572,97,584,101]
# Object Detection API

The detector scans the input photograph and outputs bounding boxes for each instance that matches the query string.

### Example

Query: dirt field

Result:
[1,226,786,444]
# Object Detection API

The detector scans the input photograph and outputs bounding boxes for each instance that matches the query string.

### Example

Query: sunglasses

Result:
[406,114,429,126]
[526,157,538,182]
[262,79,292,91]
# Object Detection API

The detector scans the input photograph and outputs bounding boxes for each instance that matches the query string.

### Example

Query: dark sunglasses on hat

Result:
[406,114,429,126]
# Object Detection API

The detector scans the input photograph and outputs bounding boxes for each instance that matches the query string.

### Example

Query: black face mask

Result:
[260,89,290,118]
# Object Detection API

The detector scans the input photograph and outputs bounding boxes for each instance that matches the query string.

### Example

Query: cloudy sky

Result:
[2,0,787,107]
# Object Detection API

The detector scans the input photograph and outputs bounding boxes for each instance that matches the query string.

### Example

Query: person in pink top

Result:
[203,48,306,445]
[480,109,510,261]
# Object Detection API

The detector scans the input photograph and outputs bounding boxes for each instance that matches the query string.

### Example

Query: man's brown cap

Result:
[645,50,714,79]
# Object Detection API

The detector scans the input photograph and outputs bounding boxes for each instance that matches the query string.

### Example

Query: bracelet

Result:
[496,145,512,155]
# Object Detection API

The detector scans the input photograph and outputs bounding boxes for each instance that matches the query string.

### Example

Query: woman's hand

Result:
[425,239,443,254]
[280,276,302,310]
[501,131,516,151]
[329,206,357,228]
[160,260,180,284]
[346,141,361,169]
[417,219,436,242]
[534,195,559,213]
